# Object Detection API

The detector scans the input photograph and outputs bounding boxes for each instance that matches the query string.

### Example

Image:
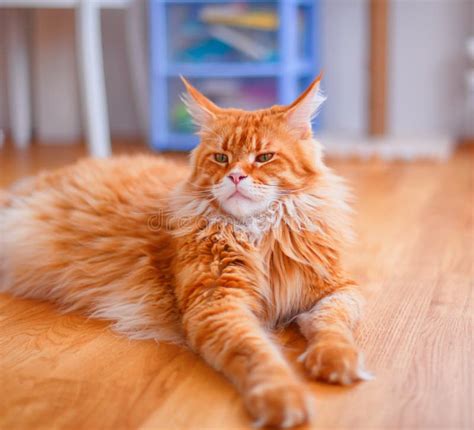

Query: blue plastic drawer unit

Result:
[150,0,320,151]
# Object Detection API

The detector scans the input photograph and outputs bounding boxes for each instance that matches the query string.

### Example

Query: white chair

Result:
[0,0,149,158]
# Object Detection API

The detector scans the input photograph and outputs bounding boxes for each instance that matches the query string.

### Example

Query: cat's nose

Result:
[228,173,248,185]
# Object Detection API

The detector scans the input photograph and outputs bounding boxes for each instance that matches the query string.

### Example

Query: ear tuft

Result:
[285,74,326,136]
[180,92,213,129]
[180,76,221,129]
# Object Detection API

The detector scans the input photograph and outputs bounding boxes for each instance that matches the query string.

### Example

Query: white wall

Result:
[33,9,82,142]
[388,0,472,137]
[101,9,140,136]
[321,0,369,136]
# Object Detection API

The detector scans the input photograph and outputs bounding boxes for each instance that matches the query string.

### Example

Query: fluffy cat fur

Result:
[0,76,371,428]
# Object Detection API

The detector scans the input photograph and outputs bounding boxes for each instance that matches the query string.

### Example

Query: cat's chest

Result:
[264,246,321,325]
[204,222,331,324]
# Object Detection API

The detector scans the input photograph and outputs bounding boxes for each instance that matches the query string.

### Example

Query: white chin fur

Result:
[220,195,271,219]
[213,179,276,219]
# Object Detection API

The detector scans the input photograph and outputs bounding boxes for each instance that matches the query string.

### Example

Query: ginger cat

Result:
[0,76,371,428]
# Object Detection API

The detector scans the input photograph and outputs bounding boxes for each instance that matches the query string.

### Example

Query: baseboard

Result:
[319,134,457,161]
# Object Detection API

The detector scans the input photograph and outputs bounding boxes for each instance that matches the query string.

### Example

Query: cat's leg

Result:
[296,286,373,385]
[183,294,313,428]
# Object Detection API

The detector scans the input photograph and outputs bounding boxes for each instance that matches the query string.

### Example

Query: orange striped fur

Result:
[0,76,371,428]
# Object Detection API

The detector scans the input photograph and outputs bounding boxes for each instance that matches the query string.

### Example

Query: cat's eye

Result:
[255,153,274,163]
[214,153,228,163]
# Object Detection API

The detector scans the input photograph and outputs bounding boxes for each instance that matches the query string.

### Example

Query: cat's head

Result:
[182,75,326,219]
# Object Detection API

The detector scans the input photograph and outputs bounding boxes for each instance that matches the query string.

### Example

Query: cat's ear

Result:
[180,76,221,128]
[284,74,326,137]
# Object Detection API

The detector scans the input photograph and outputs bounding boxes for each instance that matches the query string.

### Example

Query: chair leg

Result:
[76,1,111,158]
[5,9,32,149]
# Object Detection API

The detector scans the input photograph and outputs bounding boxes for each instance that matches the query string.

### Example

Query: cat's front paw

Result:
[245,381,314,428]
[299,342,373,385]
